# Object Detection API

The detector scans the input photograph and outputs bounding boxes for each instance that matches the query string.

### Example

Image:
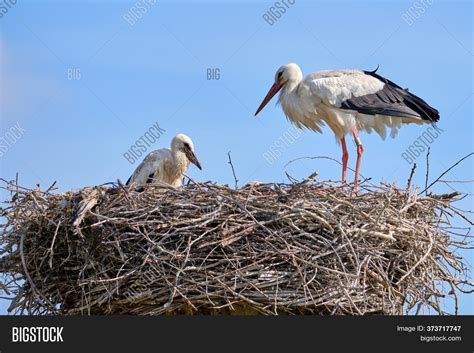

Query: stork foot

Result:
[350,185,359,197]
[316,184,346,192]
[352,129,364,196]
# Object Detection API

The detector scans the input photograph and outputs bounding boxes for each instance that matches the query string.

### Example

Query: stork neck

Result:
[282,78,301,95]
[279,77,302,116]
[172,150,190,173]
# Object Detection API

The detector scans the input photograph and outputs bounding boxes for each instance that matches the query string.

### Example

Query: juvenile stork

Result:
[126,133,202,189]
[255,63,439,191]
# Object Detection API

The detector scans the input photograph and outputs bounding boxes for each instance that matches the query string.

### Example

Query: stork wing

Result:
[146,173,155,184]
[308,69,439,122]
[126,150,166,187]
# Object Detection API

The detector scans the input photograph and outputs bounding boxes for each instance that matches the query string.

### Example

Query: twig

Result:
[20,232,58,314]
[407,163,417,191]
[284,156,376,188]
[419,152,474,195]
[425,147,430,195]
[1,174,471,316]
[227,151,239,189]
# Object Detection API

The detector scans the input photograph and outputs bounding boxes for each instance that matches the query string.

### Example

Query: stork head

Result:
[255,63,303,116]
[171,134,202,170]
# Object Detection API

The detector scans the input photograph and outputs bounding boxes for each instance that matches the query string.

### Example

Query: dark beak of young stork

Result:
[254,82,283,116]
[185,147,202,170]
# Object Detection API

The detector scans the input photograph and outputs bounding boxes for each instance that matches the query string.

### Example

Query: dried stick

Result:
[227,151,239,189]
[420,152,474,195]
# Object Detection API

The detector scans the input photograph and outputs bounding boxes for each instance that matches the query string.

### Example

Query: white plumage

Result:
[274,64,429,140]
[255,63,439,190]
[126,134,201,189]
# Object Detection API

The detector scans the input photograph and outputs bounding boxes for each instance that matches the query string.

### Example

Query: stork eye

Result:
[278,71,283,79]
[184,143,190,150]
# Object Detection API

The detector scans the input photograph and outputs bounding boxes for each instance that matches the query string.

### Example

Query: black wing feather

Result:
[146,173,155,184]
[340,70,439,122]
[126,172,154,188]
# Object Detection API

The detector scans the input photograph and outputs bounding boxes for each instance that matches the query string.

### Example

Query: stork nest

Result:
[0,179,472,315]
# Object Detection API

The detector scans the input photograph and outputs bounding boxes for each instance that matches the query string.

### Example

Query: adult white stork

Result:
[255,63,439,190]
[126,134,202,189]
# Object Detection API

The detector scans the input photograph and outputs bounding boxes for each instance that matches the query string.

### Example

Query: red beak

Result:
[255,82,283,116]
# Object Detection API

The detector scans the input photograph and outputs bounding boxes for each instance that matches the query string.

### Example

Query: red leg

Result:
[352,129,364,192]
[341,136,348,184]
[315,137,349,192]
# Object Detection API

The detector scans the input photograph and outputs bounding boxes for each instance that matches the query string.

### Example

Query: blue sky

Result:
[0,0,472,314]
